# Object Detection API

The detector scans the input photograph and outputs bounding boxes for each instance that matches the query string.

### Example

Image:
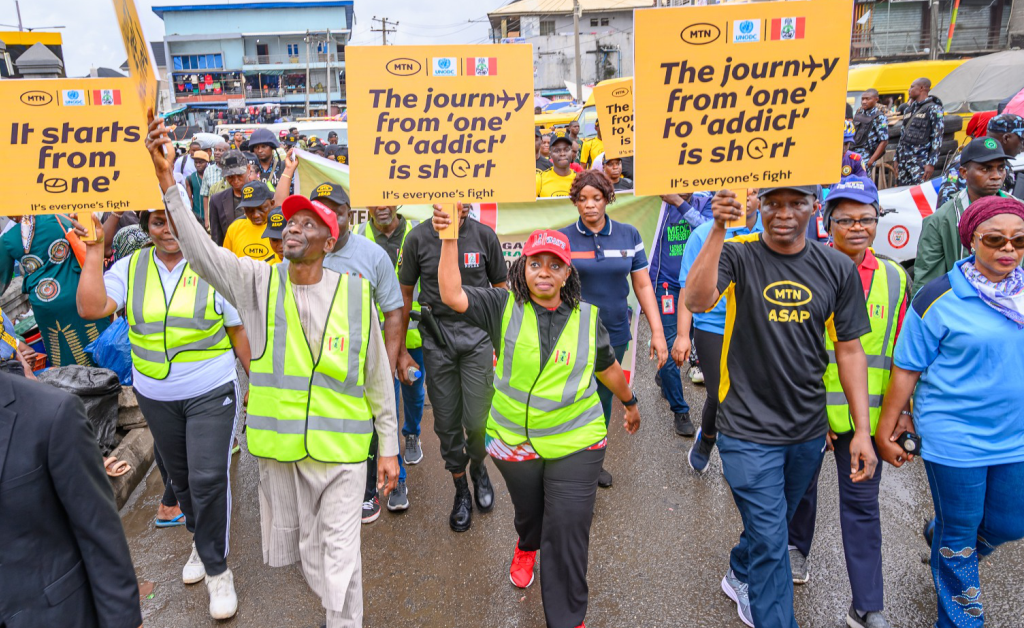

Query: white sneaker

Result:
[206,568,238,619]
[689,366,705,385]
[182,542,206,584]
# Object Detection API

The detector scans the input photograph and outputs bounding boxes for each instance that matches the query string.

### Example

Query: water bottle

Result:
[406,367,422,382]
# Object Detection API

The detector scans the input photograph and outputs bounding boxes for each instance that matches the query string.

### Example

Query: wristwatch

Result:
[622,393,638,407]
[900,410,913,417]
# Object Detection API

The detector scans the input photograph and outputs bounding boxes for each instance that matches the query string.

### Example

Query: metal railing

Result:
[852,25,1006,60]
[242,52,342,65]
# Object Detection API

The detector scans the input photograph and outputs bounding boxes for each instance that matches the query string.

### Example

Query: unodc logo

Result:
[739,20,754,34]
[438,58,451,69]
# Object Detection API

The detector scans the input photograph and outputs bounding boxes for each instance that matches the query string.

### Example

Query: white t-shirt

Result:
[105,253,241,401]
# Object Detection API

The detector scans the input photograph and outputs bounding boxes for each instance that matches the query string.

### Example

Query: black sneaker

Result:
[361,495,381,524]
[598,467,613,488]
[674,412,695,437]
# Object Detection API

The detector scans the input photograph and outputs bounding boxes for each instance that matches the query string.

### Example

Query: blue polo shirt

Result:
[895,258,1024,467]
[560,217,648,347]
[678,213,764,334]
[649,193,713,290]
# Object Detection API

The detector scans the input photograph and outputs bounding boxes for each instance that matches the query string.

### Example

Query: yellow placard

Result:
[112,0,159,114]
[345,45,536,207]
[633,0,853,195]
[593,78,634,160]
[0,78,164,216]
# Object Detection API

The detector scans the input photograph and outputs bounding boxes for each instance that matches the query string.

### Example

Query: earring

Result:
[561,281,566,287]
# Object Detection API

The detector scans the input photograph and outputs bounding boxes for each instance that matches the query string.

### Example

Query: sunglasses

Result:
[831,217,878,228]
[974,231,1024,249]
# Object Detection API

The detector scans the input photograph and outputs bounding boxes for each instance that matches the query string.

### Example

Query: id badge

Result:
[661,294,676,315]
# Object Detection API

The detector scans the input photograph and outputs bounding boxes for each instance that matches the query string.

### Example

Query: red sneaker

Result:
[509,542,536,588]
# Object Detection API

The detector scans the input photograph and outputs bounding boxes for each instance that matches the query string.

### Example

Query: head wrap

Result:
[959,196,1024,249]
[110,225,152,262]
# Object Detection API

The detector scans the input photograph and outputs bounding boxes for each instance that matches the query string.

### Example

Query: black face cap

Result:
[262,208,286,239]
[309,181,350,206]
[549,133,572,148]
[238,180,274,208]
[961,136,1013,165]
[324,144,349,165]
[219,150,249,177]
[758,185,821,200]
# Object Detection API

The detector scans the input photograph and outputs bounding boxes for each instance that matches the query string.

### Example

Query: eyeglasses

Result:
[831,217,879,228]
[974,231,1024,249]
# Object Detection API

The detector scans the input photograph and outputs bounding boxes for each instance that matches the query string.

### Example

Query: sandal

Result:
[103,456,131,477]
[154,512,186,528]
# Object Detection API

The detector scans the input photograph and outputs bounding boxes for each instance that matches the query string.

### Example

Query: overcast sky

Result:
[9,0,510,77]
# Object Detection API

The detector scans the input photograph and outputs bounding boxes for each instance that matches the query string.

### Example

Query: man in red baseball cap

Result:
[142,111,400,628]
[433,206,641,628]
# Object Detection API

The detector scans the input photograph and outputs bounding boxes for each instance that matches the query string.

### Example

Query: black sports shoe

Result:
[449,474,473,532]
[598,467,613,488]
[674,412,695,437]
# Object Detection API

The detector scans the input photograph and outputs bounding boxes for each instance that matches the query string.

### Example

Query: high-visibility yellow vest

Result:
[358,218,422,349]
[824,255,908,435]
[489,294,607,459]
[125,249,232,380]
[246,265,374,463]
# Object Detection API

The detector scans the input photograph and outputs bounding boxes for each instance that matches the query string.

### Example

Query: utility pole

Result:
[371,16,398,45]
[572,0,583,103]
[928,0,940,60]
[326,29,332,116]
[304,33,311,117]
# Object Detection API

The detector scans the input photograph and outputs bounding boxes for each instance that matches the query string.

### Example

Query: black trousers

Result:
[788,432,885,611]
[692,329,723,437]
[153,447,178,508]
[136,381,238,576]
[493,447,605,628]
[421,318,493,474]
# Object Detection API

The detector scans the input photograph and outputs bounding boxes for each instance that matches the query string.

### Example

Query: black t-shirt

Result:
[536,156,553,172]
[398,218,507,319]
[460,286,616,371]
[713,234,871,445]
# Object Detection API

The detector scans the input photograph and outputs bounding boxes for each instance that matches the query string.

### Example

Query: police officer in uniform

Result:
[894,78,945,186]
[937,113,1024,205]
[787,177,909,628]
[851,89,889,171]
[398,204,507,532]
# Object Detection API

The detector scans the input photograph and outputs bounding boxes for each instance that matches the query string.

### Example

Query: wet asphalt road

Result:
[121,322,1024,628]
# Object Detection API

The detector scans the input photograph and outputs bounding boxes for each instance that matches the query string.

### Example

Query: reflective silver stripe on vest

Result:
[827,260,903,375]
[167,327,228,359]
[131,345,167,363]
[130,250,217,335]
[259,266,365,396]
[526,403,604,437]
[490,405,526,436]
[495,302,595,413]
[826,392,883,407]
[308,415,375,434]
[827,351,892,370]
[247,414,306,434]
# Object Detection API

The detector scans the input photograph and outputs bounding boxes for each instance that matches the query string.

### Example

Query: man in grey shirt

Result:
[278,154,412,519]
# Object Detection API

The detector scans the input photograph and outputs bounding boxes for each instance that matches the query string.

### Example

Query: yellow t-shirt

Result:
[580,137,604,168]
[222,217,281,264]
[535,168,576,198]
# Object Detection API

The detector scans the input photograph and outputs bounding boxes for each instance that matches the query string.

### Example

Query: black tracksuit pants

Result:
[421,318,493,475]
[493,447,605,628]
[136,381,238,576]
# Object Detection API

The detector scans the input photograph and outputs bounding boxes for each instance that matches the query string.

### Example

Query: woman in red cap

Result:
[434,205,640,628]
[875,195,1024,628]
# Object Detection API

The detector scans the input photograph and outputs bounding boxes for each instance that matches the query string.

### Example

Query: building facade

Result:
[487,0,652,93]
[152,0,353,116]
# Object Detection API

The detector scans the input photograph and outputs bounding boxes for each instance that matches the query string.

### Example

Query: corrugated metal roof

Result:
[489,0,653,17]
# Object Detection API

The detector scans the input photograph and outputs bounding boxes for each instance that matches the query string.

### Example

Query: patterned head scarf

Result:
[110,225,152,262]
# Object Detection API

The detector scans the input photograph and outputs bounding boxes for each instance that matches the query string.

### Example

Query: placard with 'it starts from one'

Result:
[592,78,634,160]
[345,45,536,208]
[0,78,163,216]
[633,0,853,195]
